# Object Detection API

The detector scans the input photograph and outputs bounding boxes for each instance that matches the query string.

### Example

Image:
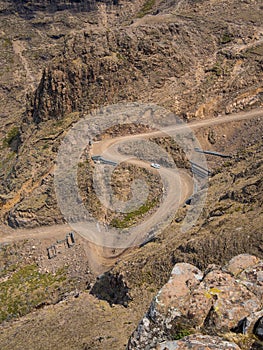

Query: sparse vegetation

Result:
[0,264,67,323]
[245,43,263,58]
[206,62,223,77]
[16,194,48,212]
[172,329,192,340]
[211,63,223,77]
[110,200,158,228]
[223,160,232,167]
[3,126,20,148]
[116,52,126,60]
[0,0,262,349]
[137,0,155,18]
[220,32,233,44]
[3,38,12,48]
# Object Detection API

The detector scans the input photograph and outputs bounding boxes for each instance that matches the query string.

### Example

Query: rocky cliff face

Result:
[27,4,263,124]
[1,0,263,228]
[4,0,119,14]
[0,1,262,349]
[127,254,263,350]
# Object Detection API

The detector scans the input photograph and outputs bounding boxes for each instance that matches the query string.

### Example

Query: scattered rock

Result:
[238,261,263,299]
[157,335,241,350]
[208,129,217,144]
[226,254,260,276]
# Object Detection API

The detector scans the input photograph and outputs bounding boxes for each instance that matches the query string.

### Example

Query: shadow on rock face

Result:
[90,271,132,307]
[253,316,263,341]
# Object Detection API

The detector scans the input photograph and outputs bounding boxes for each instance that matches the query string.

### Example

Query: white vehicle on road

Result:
[151,162,161,169]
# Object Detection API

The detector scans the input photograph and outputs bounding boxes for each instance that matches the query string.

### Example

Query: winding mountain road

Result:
[0,107,262,248]
[92,107,263,156]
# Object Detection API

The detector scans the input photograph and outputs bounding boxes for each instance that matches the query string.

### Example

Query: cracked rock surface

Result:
[127,254,263,350]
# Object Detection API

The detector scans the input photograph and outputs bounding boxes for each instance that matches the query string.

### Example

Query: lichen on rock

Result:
[127,254,263,350]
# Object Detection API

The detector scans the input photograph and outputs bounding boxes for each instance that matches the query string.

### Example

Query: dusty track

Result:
[0,108,262,272]
[92,108,263,155]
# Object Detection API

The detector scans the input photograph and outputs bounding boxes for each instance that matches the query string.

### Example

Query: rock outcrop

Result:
[1,0,263,228]
[127,254,263,350]
[4,0,118,14]
[25,0,263,123]
[157,335,242,350]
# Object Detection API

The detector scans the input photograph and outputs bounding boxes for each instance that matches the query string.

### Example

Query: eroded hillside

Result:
[0,0,263,227]
[0,1,262,349]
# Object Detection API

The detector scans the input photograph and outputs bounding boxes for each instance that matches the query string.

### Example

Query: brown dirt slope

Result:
[0,0,263,227]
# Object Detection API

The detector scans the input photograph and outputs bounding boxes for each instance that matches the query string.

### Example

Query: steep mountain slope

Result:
[0,1,262,349]
[0,0,262,228]
[0,140,262,349]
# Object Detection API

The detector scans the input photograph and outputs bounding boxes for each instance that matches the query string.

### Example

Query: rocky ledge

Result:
[127,254,263,350]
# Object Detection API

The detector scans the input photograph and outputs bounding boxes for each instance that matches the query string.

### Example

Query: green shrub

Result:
[172,329,192,340]
[0,264,66,323]
[111,200,157,228]
[220,32,233,44]
[212,64,222,76]
[3,126,20,148]
[3,38,12,48]
[137,0,155,18]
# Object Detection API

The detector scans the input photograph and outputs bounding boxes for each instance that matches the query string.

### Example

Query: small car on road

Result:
[151,163,161,169]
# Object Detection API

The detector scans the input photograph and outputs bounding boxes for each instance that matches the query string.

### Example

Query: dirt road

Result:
[88,107,262,247]
[92,108,263,155]
[0,107,262,270]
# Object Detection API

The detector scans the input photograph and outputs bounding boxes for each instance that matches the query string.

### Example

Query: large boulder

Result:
[127,254,263,350]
